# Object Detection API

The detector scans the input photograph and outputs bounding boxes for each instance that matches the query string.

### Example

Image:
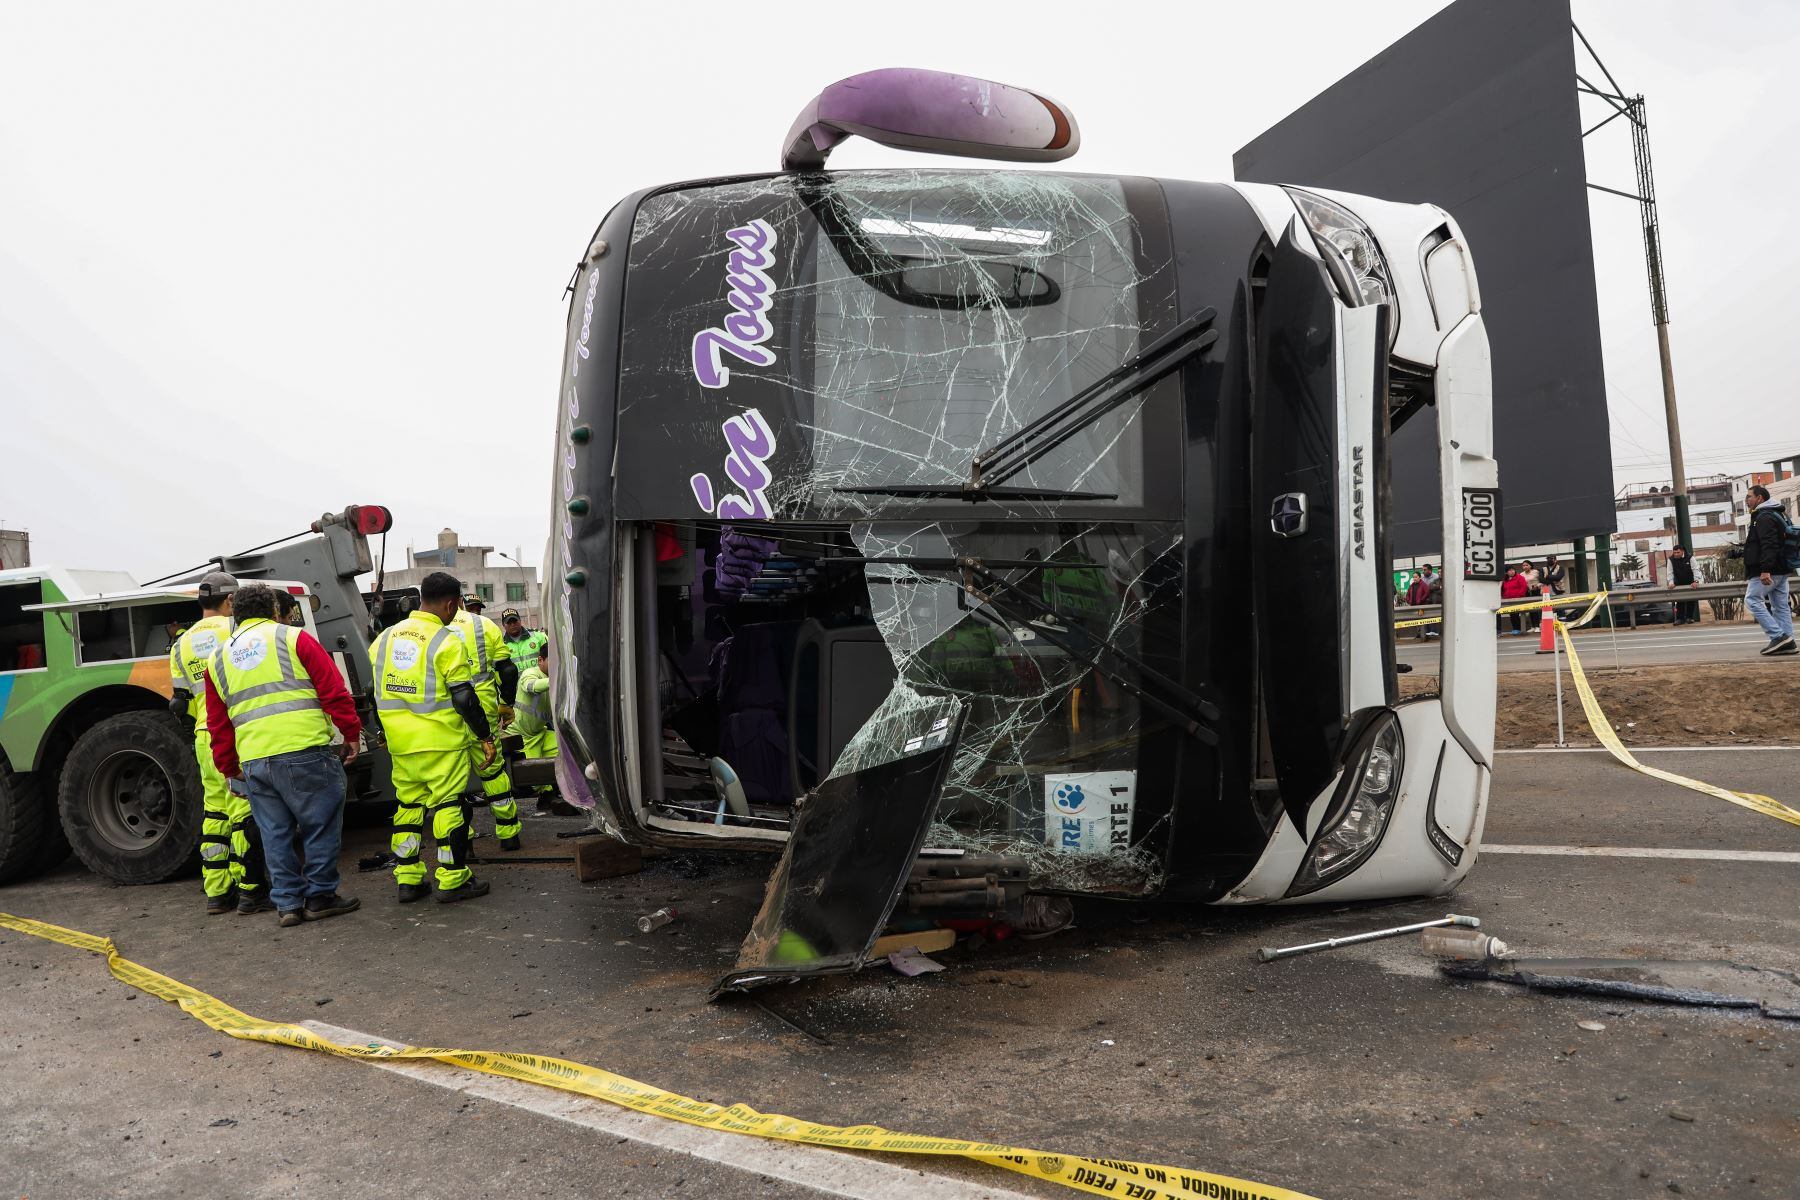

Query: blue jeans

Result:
[241,745,347,912]
[1745,574,1794,640]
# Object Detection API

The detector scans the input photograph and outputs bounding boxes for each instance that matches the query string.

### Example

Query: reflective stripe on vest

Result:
[460,613,495,685]
[208,620,329,760]
[373,625,457,714]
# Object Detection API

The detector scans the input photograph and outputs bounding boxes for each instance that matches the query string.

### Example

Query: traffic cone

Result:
[1535,585,1556,654]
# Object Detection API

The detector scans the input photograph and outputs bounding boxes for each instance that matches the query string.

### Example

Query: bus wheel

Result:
[0,768,56,884]
[59,712,202,885]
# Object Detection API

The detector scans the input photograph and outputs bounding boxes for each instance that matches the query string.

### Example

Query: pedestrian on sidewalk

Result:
[1668,545,1701,626]
[204,583,363,927]
[1405,568,1436,641]
[1742,485,1796,656]
[1500,564,1531,635]
[1518,560,1543,631]
[1542,554,1567,596]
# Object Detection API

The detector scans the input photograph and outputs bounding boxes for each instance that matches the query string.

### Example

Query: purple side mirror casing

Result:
[781,68,1079,171]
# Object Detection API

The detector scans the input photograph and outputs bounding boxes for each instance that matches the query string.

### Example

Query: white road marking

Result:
[1483,844,1800,863]
[302,1020,1041,1200]
[1497,745,1800,754]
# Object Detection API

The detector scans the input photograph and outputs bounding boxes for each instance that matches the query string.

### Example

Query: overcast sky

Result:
[3,1,1795,577]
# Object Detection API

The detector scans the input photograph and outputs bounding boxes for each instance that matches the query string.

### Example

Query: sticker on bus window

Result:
[1044,770,1136,855]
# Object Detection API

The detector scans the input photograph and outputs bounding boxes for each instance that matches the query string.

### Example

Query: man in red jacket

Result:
[204,583,364,927]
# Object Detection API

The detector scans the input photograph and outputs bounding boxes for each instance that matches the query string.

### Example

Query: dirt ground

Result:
[1401,660,1800,748]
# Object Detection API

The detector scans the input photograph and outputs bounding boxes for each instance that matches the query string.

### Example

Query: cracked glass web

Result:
[622,170,1184,894]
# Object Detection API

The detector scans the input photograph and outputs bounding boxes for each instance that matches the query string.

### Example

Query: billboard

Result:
[1235,0,1611,554]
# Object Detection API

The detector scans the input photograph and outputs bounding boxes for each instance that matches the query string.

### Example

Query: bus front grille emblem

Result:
[1270,493,1308,538]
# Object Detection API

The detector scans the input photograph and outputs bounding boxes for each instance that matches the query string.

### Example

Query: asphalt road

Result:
[4,755,1798,1200]
[1396,618,1779,673]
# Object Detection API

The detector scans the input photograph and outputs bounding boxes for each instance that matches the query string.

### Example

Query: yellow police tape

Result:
[1393,589,1609,631]
[1552,611,1800,829]
[0,912,1317,1200]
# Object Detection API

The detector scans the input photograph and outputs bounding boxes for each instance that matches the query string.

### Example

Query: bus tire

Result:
[0,768,53,884]
[58,711,202,885]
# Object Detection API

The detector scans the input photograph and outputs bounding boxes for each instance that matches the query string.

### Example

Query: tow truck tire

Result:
[58,711,202,885]
[0,769,53,884]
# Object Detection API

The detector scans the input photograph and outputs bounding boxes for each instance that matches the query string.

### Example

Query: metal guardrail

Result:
[1394,575,1799,628]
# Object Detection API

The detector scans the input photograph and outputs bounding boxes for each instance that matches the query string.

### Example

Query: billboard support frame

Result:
[1574,22,1694,558]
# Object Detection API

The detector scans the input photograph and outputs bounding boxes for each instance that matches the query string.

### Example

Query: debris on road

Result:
[1443,956,1800,1019]
[636,907,676,934]
[1420,925,1509,961]
[887,947,945,977]
[1258,913,1480,962]
[869,928,954,959]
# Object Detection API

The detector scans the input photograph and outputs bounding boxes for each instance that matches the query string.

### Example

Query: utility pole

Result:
[1576,25,1693,557]
[1630,96,1692,557]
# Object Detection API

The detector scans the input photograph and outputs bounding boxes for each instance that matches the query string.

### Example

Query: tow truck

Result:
[0,505,406,884]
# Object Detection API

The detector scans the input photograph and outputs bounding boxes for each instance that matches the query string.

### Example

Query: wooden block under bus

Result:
[573,837,645,882]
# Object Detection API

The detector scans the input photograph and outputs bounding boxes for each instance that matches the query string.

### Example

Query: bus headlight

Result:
[1287,713,1405,896]
[1284,187,1395,309]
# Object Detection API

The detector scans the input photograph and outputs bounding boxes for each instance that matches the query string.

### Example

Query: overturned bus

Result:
[544,69,1500,991]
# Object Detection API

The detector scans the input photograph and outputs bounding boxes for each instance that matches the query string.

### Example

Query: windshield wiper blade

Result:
[831,484,1118,503]
[968,309,1218,493]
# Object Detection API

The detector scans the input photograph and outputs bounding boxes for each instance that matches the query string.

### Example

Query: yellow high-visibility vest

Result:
[168,613,233,737]
[451,610,509,717]
[370,611,477,755]
[208,618,332,763]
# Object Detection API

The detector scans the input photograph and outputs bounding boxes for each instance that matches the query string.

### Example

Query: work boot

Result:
[300,893,361,922]
[435,877,490,904]
[237,893,275,916]
[206,896,233,916]
[396,882,431,904]
[499,836,521,851]
[278,909,305,928]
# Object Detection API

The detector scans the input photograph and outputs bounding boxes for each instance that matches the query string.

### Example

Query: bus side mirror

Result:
[781,68,1079,171]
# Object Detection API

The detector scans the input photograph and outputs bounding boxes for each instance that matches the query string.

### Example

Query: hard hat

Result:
[196,571,240,599]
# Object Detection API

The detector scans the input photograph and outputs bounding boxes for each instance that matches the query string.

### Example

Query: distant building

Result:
[383,528,543,628]
[0,529,28,570]
[1737,461,1800,539]
[1611,475,1741,582]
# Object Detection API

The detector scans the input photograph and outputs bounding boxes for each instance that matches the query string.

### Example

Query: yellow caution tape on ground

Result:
[1553,614,1800,829]
[0,912,1318,1200]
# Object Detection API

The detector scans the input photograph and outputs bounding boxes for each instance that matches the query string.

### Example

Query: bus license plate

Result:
[1462,487,1502,581]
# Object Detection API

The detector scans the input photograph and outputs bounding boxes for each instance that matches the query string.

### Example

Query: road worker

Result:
[500,607,548,674]
[168,571,271,915]
[455,592,524,850]
[203,583,363,928]
[369,572,497,903]
[505,639,557,769]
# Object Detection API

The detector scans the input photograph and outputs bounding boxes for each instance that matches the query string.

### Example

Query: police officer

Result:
[500,607,548,675]
[369,573,498,903]
[168,572,271,915]
[454,593,523,850]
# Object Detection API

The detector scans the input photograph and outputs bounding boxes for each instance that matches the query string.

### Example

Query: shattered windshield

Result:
[623,171,1200,897]
[615,171,1177,519]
